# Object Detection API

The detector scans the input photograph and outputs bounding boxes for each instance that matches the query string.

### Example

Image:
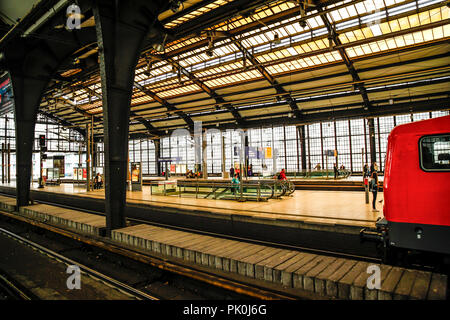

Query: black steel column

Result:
[154,139,161,176]
[333,120,338,167]
[320,122,324,169]
[244,131,249,179]
[1,143,4,184]
[94,0,166,233]
[297,126,307,171]
[10,74,49,207]
[367,118,377,164]
[306,125,311,171]
[3,17,95,208]
[348,119,353,172]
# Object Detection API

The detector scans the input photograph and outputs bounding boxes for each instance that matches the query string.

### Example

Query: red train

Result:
[364,115,450,261]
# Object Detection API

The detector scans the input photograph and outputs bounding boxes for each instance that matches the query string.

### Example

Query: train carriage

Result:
[381,115,450,255]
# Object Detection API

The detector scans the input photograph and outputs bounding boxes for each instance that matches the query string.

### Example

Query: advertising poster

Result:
[53,156,65,177]
[73,168,78,180]
[131,162,141,183]
[82,168,87,179]
[265,147,272,159]
[170,164,176,173]
[0,74,14,116]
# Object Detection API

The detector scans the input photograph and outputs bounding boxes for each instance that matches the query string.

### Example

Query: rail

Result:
[149,179,295,201]
[0,206,297,300]
[0,227,159,300]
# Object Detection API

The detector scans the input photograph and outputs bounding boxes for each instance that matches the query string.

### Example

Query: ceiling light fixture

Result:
[144,60,152,77]
[152,33,168,52]
[328,35,334,49]
[177,68,182,84]
[242,51,247,69]
[170,0,182,13]
[273,32,281,44]
[205,37,214,57]
[253,17,281,46]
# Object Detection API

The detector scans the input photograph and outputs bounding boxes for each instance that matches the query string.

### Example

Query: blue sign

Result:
[157,157,181,162]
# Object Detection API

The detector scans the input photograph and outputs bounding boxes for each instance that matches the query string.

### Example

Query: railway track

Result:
[0,207,297,300]
[0,226,159,300]
[0,269,35,300]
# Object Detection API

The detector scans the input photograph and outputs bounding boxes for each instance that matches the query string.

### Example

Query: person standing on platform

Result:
[363,164,369,179]
[95,173,103,189]
[369,163,380,212]
[333,163,338,179]
[314,163,321,171]
[229,166,234,179]
[231,174,240,195]
[93,174,98,189]
[247,164,253,177]
[235,167,240,180]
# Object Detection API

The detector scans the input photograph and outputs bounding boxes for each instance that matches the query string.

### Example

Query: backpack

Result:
[369,179,376,192]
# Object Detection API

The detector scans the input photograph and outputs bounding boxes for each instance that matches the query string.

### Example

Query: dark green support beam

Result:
[94,0,168,234]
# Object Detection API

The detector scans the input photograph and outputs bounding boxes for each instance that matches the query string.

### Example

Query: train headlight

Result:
[415,227,423,240]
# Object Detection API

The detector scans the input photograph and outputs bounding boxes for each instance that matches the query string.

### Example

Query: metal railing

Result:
[149,179,295,202]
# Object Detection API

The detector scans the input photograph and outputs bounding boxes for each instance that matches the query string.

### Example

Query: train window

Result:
[419,135,450,171]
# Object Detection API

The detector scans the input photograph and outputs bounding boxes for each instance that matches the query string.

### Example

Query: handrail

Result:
[149,179,278,201]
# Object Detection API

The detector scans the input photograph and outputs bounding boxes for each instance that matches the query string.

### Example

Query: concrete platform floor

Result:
[1,182,382,228]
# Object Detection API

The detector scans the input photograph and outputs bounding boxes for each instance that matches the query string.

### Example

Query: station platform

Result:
[0,181,382,227]
[0,196,446,300]
[141,175,380,192]
[0,182,383,258]
[57,175,378,191]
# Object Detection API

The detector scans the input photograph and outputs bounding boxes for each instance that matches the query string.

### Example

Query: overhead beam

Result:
[38,110,86,137]
[314,1,372,110]
[52,83,165,136]
[230,34,302,118]
[134,81,194,129]
[209,97,450,130]
[126,50,450,116]
[170,0,270,40]
[163,55,245,126]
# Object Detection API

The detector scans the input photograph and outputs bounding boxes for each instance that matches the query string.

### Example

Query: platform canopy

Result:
[1,0,449,139]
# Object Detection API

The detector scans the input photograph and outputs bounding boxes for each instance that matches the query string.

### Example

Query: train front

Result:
[382,116,450,256]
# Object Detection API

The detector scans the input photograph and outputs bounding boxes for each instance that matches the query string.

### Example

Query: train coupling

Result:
[360,217,388,243]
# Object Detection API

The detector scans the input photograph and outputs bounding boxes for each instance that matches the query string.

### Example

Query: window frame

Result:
[418,133,450,172]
